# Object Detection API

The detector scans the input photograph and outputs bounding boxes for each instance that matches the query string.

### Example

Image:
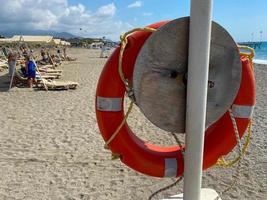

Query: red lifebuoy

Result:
[95,21,256,178]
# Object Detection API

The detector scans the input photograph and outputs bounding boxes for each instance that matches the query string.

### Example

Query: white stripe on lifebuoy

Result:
[232,104,254,119]
[164,158,177,177]
[97,97,122,112]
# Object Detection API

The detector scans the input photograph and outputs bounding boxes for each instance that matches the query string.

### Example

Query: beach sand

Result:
[0,48,266,200]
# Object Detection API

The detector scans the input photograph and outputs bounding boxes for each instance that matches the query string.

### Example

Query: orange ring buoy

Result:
[95,21,256,178]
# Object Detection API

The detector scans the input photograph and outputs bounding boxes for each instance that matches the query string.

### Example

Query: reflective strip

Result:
[164,158,177,177]
[97,97,122,112]
[232,104,254,119]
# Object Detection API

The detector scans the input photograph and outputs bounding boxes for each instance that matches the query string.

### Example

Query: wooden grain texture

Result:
[133,17,242,133]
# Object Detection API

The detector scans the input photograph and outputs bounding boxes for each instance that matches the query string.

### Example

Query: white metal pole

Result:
[183,1,213,200]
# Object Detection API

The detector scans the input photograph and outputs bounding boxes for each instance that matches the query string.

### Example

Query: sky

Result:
[0,0,266,42]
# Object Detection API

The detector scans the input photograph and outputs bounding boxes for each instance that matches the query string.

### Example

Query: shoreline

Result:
[253,59,267,65]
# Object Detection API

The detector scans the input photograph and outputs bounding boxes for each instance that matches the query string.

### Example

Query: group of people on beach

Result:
[39,47,66,65]
[4,42,81,90]
[8,48,36,87]
[6,45,69,88]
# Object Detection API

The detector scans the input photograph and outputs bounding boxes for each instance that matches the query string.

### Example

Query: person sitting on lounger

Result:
[20,65,27,77]
[21,46,29,58]
[63,48,77,61]
[39,49,50,65]
[25,56,36,88]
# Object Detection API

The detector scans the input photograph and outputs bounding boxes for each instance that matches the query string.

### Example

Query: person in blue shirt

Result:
[25,55,36,88]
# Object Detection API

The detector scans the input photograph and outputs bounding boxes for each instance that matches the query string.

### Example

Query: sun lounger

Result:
[15,70,28,81]
[0,58,7,62]
[39,67,63,73]
[10,70,28,87]
[0,61,8,71]
[40,71,62,78]
[37,79,78,90]
[36,74,57,81]
[37,63,59,69]
[44,73,62,78]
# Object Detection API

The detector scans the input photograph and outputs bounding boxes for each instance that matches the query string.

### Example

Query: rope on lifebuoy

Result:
[215,47,254,168]
[148,132,185,200]
[104,27,156,150]
[238,45,255,69]
[104,27,187,199]
[214,48,255,198]
[104,101,134,150]
[96,22,255,199]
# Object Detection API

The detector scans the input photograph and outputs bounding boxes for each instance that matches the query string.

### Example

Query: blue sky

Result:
[0,0,266,41]
[68,0,267,42]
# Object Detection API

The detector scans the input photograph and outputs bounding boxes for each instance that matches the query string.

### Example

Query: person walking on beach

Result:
[56,46,62,63]
[100,36,109,58]
[25,55,36,88]
[63,47,67,60]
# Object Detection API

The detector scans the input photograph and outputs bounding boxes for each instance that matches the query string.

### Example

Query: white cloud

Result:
[96,3,116,17]
[0,0,131,40]
[128,1,143,8]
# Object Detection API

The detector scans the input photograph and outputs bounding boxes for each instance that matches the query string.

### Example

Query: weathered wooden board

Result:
[133,17,242,133]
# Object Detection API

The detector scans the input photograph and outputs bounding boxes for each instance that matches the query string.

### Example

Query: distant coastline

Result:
[238,41,263,49]
[239,41,267,61]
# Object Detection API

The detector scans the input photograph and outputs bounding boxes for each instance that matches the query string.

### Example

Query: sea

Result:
[253,41,267,64]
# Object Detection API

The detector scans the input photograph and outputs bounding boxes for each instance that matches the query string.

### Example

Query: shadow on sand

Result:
[0,73,31,92]
[0,73,11,92]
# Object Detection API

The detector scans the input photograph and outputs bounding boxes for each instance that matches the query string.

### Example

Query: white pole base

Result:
[163,188,222,200]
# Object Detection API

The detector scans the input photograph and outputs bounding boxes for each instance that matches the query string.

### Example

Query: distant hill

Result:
[0,30,79,39]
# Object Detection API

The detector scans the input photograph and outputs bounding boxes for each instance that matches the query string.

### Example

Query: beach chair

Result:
[1,47,8,58]
[36,73,60,81]
[38,67,63,74]
[37,79,78,90]
[43,73,62,79]
[65,56,77,61]
[9,70,28,87]
[0,61,8,71]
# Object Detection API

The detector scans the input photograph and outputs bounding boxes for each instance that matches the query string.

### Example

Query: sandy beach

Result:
[0,48,266,200]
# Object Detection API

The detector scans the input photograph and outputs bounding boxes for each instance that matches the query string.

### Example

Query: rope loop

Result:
[238,45,255,59]
[215,46,254,168]
[215,109,253,198]
[238,45,255,69]
[119,27,156,89]
[215,121,252,168]
[104,27,156,150]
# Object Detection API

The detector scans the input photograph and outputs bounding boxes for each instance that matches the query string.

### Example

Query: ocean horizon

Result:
[239,41,267,64]
[253,41,267,61]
